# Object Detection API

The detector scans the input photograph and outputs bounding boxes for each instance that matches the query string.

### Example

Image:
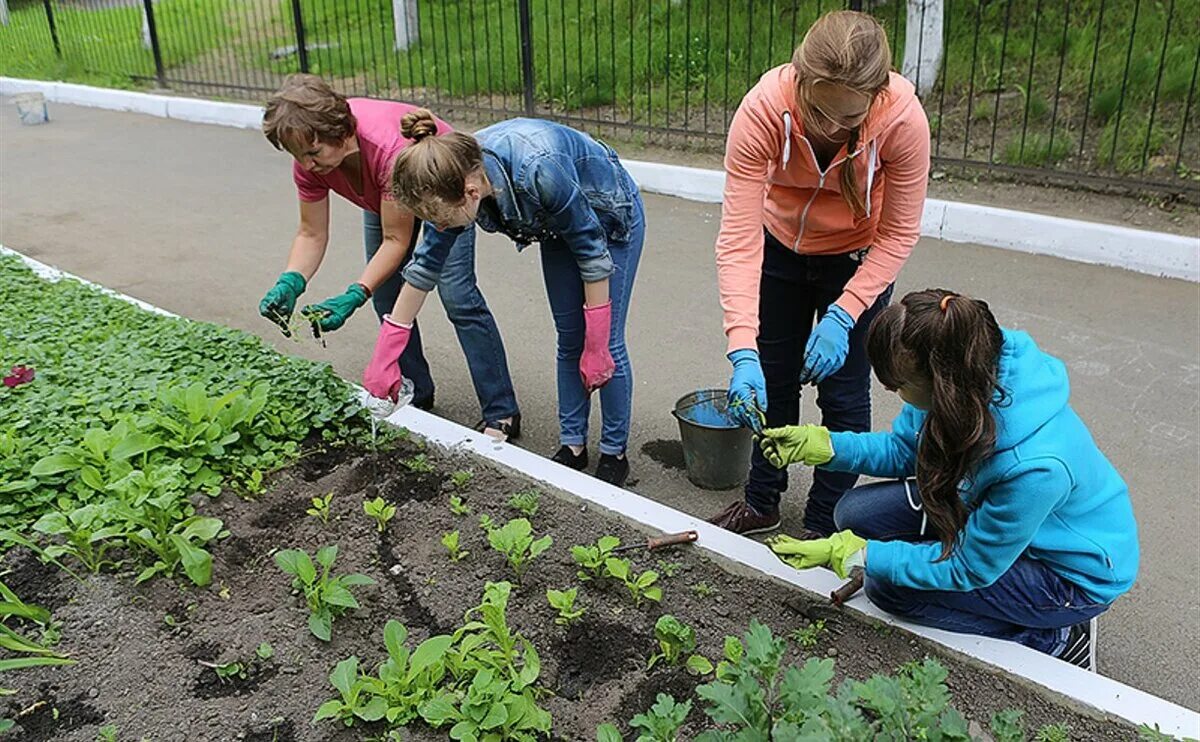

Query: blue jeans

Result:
[538,197,644,456]
[834,480,1107,654]
[364,211,519,421]
[745,231,893,534]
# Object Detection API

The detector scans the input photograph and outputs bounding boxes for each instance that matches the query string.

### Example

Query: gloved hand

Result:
[727,349,767,433]
[259,271,307,335]
[800,304,855,384]
[759,425,834,469]
[769,529,866,579]
[579,301,615,392]
[362,316,412,401]
[301,283,370,332]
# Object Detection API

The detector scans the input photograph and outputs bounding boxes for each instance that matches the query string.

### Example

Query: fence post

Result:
[41,0,61,57]
[392,0,418,51]
[290,0,309,73]
[517,0,535,116]
[141,0,166,88]
[1,0,10,27]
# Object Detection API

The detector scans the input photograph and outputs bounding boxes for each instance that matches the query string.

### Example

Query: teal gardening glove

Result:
[301,283,371,332]
[259,271,307,336]
[758,424,834,469]
[799,304,855,384]
[769,530,866,579]
[727,348,767,433]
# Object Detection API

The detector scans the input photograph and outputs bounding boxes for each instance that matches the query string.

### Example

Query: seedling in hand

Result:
[546,587,585,627]
[571,535,621,581]
[441,530,469,562]
[487,518,552,582]
[275,545,374,641]
[307,493,334,524]
[363,496,396,532]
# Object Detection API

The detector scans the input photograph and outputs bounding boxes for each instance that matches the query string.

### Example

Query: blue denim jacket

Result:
[402,118,641,292]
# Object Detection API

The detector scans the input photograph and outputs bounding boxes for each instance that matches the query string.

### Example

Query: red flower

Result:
[2,365,35,388]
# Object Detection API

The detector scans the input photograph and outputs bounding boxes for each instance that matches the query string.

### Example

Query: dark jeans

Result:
[364,211,519,420]
[834,480,1107,654]
[744,230,892,534]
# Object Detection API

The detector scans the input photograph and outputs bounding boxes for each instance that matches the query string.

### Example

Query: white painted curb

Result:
[4,76,1197,282]
[3,244,1198,737]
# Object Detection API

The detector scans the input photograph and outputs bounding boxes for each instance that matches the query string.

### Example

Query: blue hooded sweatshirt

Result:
[828,329,1139,604]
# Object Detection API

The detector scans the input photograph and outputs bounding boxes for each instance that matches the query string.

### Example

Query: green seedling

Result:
[546,588,586,627]
[274,545,374,641]
[441,531,469,562]
[401,454,434,473]
[449,470,474,489]
[306,492,334,524]
[571,535,621,581]
[420,667,552,739]
[630,693,692,742]
[96,725,118,742]
[487,518,552,582]
[690,582,717,599]
[363,496,396,532]
[448,494,471,516]
[656,560,682,578]
[256,641,274,660]
[991,709,1026,742]
[1035,723,1071,742]
[478,513,496,533]
[604,557,662,606]
[648,615,712,675]
[312,656,387,727]
[596,723,622,742]
[30,504,126,573]
[354,620,454,726]
[789,619,826,649]
[507,489,540,517]
[208,660,248,682]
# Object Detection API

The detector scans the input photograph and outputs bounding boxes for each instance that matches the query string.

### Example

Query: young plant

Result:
[306,492,334,524]
[441,530,469,562]
[30,503,127,573]
[274,545,374,641]
[789,619,826,649]
[448,494,471,516]
[604,557,662,606]
[657,560,682,578]
[630,693,692,742]
[487,518,552,582]
[96,725,118,742]
[508,489,540,517]
[991,709,1026,742]
[449,470,474,489]
[362,620,454,726]
[363,496,396,532]
[0,578,75,690]
[571,535,621,581]
[546,588,586,627]
[648,615,712,675]
[313,656,387,727]
[420,667,551,739]
[689,581,717,599]
[1034,723,1071,742]
[200,641,274,683]
[402,454,434,473]
[478,513,496,533]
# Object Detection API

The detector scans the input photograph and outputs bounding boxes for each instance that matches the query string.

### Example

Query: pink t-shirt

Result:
[292,98,453,213]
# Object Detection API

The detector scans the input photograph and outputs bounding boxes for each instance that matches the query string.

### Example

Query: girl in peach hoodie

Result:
[710,11,930,538]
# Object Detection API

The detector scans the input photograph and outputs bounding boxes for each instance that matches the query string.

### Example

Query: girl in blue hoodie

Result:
[759,289,1139,669]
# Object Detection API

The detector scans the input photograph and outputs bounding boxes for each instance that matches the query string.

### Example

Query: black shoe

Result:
[475,413,521,442]
[595,453,630,487]
[551,445,588,470]
[413,393,435,411]
[1057,618,1096,672]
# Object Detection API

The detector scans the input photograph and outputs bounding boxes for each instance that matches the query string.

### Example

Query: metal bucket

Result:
[13,93,49,126]
[672,388,752,490]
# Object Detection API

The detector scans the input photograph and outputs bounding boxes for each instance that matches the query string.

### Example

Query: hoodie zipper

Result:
[789,128,863,252]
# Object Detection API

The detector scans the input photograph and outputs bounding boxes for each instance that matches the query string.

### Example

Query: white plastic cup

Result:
[13,93,49,126]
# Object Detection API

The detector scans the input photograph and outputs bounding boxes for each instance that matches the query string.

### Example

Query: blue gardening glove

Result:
[800,304,855,384]
[259,271,307,336]
[727,349,767,433]
[301,283,370,332]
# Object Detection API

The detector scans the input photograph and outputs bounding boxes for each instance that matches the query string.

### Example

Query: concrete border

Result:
[4,76,1197,282]
[3,243,1197,737]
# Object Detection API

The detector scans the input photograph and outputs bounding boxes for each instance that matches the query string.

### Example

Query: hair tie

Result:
[939,294,955,313]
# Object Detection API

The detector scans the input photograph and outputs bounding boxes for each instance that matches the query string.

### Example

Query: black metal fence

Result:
[3,0,1197,196]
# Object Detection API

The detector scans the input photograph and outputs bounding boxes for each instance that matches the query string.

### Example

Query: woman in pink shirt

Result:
[258,75,520,439]
[709,12,930,537]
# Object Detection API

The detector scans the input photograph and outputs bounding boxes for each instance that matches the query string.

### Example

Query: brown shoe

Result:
[707,500,781,536]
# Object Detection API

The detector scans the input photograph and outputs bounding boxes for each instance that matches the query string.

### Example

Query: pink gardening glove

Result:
[362,316,412,401]
[580,301,615,393]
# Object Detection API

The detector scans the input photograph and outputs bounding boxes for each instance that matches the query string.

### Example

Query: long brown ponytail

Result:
[867,290,1006,560]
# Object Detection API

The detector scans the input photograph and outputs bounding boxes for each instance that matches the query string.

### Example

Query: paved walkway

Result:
[2,100,1197,709]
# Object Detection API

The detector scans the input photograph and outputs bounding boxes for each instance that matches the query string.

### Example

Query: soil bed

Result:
[2,436,1137,740]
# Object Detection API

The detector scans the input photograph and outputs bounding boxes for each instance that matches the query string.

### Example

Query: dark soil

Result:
[1,436,1138,740]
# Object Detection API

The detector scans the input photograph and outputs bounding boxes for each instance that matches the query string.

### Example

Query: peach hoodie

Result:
[716,64,930,353]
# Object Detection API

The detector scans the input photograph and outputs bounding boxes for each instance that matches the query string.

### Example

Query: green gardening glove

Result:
[301,283,370,332]
[769,530,866,579]
[759,424,834,469]
[259,271,307,336]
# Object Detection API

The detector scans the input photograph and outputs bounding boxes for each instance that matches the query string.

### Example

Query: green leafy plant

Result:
[420,666,552,740]
[991,709,1026,742]
[546,588,585,627]
[201,641,274,683]
[789,619,826,649]
[478,514,497,533]
[630,693,692,742]
[96,725,118,742]
[0,578,74,691]
[363,620,454,726]
[648,615,712,675]
[596,723,622,742]
[689,582,717,599]
[449,494,471,516]
[402,454,435,473]
[313,656,388,726]
[441,531,469,562]
[487,518,552,582]
[1035,723,1071,742]
[657,560,682,578]
[274,545,374,641]
[30,503,127,573]
[604,557,662,606]
[507,489,541,517]
[363,496,396,532]
[571,535,621,581]
[306,492,334,524]
[450,470,474,489]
